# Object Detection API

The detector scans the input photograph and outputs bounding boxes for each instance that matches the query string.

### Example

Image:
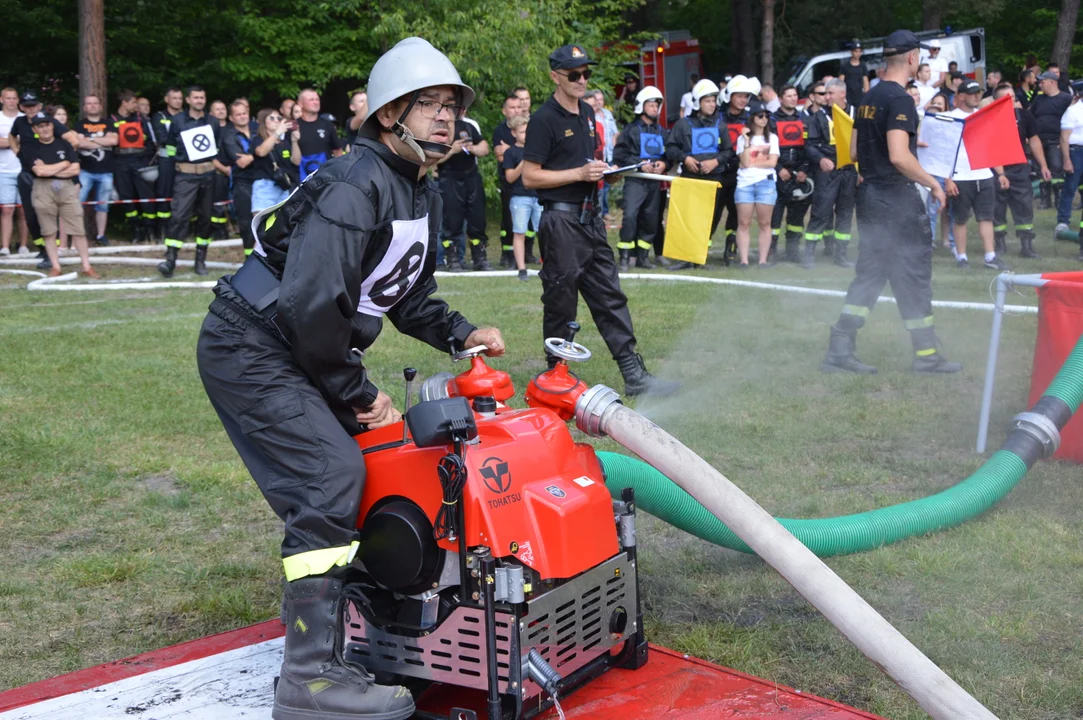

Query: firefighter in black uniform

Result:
[770,85,813,263]
[720,75,760,262]
[993,83,1051,258]
[613,85,667,270]
[159,85,227,278]
[435,115,490,271]
[822,30,959,376]
[196,38,504,720]
[523,43,678,396]
[151,87,183,241]
[1029,71,1072,210]
[665,78,735,269]
[492,93,520,268]
[110,89,156,243]
[804,78,857,269]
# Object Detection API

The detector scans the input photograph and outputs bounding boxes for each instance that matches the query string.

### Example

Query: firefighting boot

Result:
[910,328,962,374]
[833,241,855,268]
[767,235,779,263]
[470,242,491,271]
[994,230,1007,257]
[157,245,178,278]
[618,248,631,271]
[635,247,654,269]
[617,353,680,397]
[1039,182,1052,210]
[273,575,415,720]
[823,235,835,257]
[821,325,877,374]
[1019,232,1038,259]
[194,244,209,276]
[784,235,801,263]
[801,242,817,270]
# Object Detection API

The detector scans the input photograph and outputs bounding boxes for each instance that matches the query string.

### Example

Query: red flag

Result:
[961,94,1025,170]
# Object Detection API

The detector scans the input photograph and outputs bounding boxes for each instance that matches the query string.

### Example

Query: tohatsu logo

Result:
[479,456,522,509]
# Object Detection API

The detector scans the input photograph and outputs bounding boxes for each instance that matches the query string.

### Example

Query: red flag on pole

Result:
[961,94,1026,170]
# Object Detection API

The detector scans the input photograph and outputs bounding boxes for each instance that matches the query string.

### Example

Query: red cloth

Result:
[962,94,1026,169]
[1028,271,1083,463]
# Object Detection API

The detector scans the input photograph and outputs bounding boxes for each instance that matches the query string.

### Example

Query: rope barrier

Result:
[0,197,234,209]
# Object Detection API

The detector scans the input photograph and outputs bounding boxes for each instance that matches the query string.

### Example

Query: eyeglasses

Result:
[268,115,282,122]
[557,69,593,83]
[416,100,466,120]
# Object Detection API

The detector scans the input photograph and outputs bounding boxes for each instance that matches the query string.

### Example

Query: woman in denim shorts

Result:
[734,109,780,267]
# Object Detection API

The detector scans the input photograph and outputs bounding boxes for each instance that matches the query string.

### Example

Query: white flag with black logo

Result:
[180,125,217,161]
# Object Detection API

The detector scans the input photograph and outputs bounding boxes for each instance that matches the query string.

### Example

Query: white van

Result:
[779,28,987,98]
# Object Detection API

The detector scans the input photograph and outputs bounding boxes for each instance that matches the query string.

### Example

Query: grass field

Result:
[1,208,1082,719]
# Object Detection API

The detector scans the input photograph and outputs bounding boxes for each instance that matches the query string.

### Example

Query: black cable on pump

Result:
[434,452,467,540]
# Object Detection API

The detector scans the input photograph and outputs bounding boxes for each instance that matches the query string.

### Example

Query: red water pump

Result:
[346,323,643,720]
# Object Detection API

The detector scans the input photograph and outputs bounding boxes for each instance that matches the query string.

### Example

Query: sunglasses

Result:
[557,69,593,83]
[268,115,283,122]
[812,90,827,96]
[753,111,770,117]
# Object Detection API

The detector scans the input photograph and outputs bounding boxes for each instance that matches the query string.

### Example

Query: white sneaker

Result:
[1055,223,1069,234]
[17,246,30,255]
[0,247,9,256]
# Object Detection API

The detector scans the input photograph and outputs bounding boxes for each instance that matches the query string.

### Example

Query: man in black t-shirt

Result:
[295,88,342,179]
[220,100,258,254]
[522,43,677,397]
[1029,71,1072,210]
[492,93,522,267]
[822,30,957,376]
[436,116,490,271]
[73,94,118,245]
[9,91,80,265]
[993,84,1050,258]
[839,39,869,109]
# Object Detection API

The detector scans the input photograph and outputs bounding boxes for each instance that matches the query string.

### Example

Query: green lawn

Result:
[0,209,1081,719]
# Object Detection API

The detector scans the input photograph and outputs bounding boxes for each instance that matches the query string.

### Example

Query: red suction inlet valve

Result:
[525,322,592,421]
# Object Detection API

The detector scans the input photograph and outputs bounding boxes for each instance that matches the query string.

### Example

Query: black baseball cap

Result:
[29,111,52,126]
[1038,70,1059,82]
[881,30,932,57]
[852,39,862,49]
[549,44,598,71]
[959,80,982,95]
[19,91,40,106]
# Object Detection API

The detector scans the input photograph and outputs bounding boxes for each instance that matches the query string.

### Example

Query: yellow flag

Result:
[662,177,721,264]
[832,104,855,168]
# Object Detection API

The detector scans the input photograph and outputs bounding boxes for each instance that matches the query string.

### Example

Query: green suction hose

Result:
[598,334,1083,557]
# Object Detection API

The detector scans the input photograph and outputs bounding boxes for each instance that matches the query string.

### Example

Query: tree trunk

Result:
[733,0,757,77]
[1051,0,1080,71]
[921,0,942,31]
[761,0,776,84]
[78,0,107,105]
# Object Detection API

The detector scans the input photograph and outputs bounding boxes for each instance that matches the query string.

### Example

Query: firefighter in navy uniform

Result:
[719,75,760,262]
[822,30,959,376]
[110,89,157,243]
[804,79,857,269]
[196,38,505,720]
[159,85,227,278]
[151,87,183,241]
[523,43,678,397]
[613,85,667,270]
[770,85,813,263]
[665,78,735,269]
[993,83,1051,258]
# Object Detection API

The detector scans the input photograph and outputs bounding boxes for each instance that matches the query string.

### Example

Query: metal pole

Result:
[976,273,1010,453]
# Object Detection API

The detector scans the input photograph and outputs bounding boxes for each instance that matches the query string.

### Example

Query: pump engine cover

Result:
[359,499,443,595]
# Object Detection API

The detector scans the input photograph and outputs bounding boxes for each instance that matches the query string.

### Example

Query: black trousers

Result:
[771,179,812,240]
[1039,137,1065,204]
[212,171,230,231]
[440,171,487,246]
[994,164,1035,242]
[16,171,42,243]
[539,208,636,361]
[165,171,214,245]
[618,177,661,252]
[113,156,155,227]
[232,178,255,251]
[720,172,737,247]
[197,309,364,560]
[155,158,175,223]
[499,179,514,251]
[839,183,937,350]
[807,166,857,241]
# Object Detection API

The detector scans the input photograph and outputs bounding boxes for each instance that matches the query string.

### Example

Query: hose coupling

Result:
[1010,411,1061,458]
[574,384,622,437]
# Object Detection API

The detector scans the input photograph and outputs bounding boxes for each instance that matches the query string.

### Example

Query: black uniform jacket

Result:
[665,112,735,181]
[612,117,669,171]
[212,138,476,427]
[806,105,854,168]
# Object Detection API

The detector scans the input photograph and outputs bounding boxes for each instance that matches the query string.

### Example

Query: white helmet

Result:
[359,37,475,163]
[690,79,720,111]
[723,74,762,103]
[634,86,664,115]
[790,177,815,200]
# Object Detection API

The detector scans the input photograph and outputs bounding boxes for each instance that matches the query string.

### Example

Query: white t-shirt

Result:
[735,133,780,187]
[947,108,992,181]
[924,57,949,88]
[917,84,937,110]
[680,92,695,118]
[1061,100,1083,146]
[0,111,23,175]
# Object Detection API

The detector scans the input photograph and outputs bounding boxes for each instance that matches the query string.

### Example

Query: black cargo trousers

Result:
[538,207,637,361]
[196,287,365,579]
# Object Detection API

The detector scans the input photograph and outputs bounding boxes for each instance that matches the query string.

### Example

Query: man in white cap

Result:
[196,37,505,720]
[921,39,948,88]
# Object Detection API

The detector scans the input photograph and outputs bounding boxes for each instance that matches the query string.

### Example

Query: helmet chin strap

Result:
[392,90,452,164]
